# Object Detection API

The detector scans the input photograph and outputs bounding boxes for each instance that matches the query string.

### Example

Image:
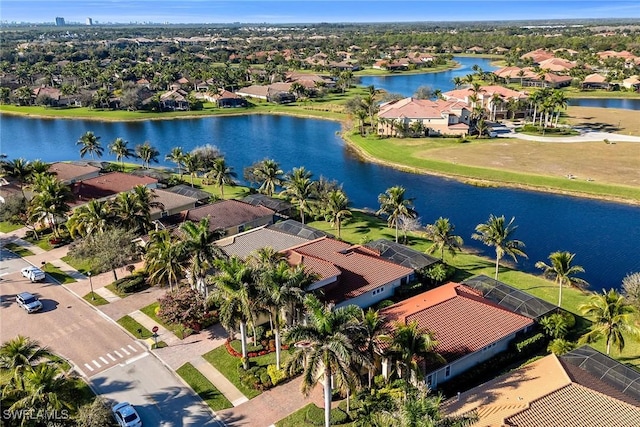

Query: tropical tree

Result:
[0,336,55,388]
[3,158,32,198]
[323,189,352,239]
[254,159,283,197]
[180,218,227,295]
[110,187,159,235]
[108,137,134,169]
[66,199,111,238]
[205,157,236,199]
[622,272,640,309]
[377,186,417,243]
[144,229,186,292]
[182,152,201,187]
[165,147,186,178]
[356,308,388,388]
[535,251,588,307]
[472,214,527,280]
[27,174,73,237]
[424,217,464,261]
[2,363,74,415]
[285,295,365,427]
[383,321,444,384]
[282,166,314,224]
[578,289,640,355]
[134,141,160,169]
[77,131,104,160]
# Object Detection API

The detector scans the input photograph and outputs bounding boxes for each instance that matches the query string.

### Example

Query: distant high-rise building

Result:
[55,17,65,26]
[86,17,93,26]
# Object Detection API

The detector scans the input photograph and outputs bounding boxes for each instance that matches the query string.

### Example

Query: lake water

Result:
[359,57,640,111]
[2,113,639,291]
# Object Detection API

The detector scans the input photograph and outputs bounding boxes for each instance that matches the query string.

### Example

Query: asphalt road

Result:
[0,270,145,376]
[90,352,223,427]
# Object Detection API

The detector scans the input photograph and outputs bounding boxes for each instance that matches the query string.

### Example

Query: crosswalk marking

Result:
[128,345,137,352]
[107,353,116,361]
[84,363,94,372]
[121,347,130,356]
[114,350,122,358]
[99,356,109,364]
[92,360,100,368]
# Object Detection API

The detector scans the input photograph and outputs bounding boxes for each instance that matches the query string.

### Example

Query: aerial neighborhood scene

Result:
[2,1,640,426]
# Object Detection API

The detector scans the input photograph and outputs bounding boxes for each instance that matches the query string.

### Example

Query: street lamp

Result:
[88,271,95,300]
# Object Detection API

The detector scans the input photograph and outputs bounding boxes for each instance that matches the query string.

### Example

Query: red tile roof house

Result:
[377,98,471,137]
[180,199,276,237]
[48,162,100,184]
[380,282,533,389]
[282,237,414,309]
[71,172,158,206]
[442,85,530,120]
[582,73,611,90]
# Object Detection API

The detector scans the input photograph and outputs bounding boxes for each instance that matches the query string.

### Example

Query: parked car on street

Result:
[21,266,46,282]
[112,402,142,427]
[16,292,43,313]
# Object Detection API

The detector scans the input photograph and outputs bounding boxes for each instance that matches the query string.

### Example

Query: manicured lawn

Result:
[275,403,355,427]
[0,221,23,233]
[117,315,153,339]
[23,233,54,251]
[3,242,34,257]
[176,362,233,411]
[140,301,187,339]
[61,255,92,275]
[43,262,77,284]
[83,292,109,306]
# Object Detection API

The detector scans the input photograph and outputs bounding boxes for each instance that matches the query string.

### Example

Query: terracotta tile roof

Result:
[72,172,157,200]
[443,85,528,102]
[381,282,533,361]
[283,237,413,303]
[378,97,468,120]
[184,199,274,231]
[520,48,555,63]
[537,57,577,72]
[505,383,640,427]
[48,162,100,182]
[583,73,607,83]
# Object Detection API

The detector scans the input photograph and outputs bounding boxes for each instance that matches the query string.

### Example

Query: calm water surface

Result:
[2,114,639,290]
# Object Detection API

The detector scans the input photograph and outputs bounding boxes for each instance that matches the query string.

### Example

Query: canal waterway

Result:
[2,113,639,290]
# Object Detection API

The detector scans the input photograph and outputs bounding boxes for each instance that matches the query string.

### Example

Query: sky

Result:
[1,0,639,24]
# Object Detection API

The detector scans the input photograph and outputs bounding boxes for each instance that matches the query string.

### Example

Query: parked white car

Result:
[21,266,46,282]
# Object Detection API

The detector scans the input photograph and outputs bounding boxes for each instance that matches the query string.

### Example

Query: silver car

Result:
[112,402,142,427]
[16,292,43,313]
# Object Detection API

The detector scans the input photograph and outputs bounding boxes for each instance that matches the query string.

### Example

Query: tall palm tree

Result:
[77,131,104,160]
[66,199,111,238]
[165,146,186,177]
[424,217,464,261]
[324,189,352,239]
[109,137,134,169]
[383,321,444,384]
[282,166,314,224]
[180,218,227,295]
[145,229,186,292]
[110,190,151,235]
[285,295,365,427]
[535,251,588,307]
[377,186,417,243]
[4,158,33,198]
[205,157,237,199]
[356,308,388,388]
[579,289,640,355]
[208,256,257,364]
[3,363,73,415]
[0,336,55,388]
[27,175,72,237]
[134,141,160,169]
[254,159,283,197]
[182,153,201,187]
[472,214,527,280]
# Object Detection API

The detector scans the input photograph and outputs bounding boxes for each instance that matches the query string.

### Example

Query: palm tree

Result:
[356,308,388,388]
[108,137,133,169]
[424,217,464,261]
[3,158,32,198]
[134,141,160,169]
[182,152,201,187]
[535,251,588,307]
[3,363,73,415]
[285,295,365,427]
[282,166,314,224]
[27,175,72,237]
[472,214,527,280]
[0,336,55,388]
[205,157,237,199]
[324,189,352,239]
[66,199,111,238]
[110,189,156,235]
[77,131,104,160]
[383,321,444,384]
[208,256,257,364]
[166,147,186,178]
[180,218,227,295]
[377,186,417,243]
[254,159,283,197]
[145,229,186,292]
[579,289,640,355]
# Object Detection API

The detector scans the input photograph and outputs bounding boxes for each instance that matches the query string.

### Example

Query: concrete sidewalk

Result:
[190,356,249,407]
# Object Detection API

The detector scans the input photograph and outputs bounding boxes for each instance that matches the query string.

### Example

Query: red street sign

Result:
[152,326,159,333]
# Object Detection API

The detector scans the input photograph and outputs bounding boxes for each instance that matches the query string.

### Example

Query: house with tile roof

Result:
[72,172,158,204]
[582,73,610,90]
[180,199,276,237]
[216,225,310,259]
[48,162,100,184]
[282,237,414,309]
[380,282,533,389]
[537,57,577,73]
[443,346,640,427]
[520,48,555,65]
[493,67,572,89]
[149,188,199,220]
[442,85,529,120]
[377,97,471,137]
[622,75,640,92]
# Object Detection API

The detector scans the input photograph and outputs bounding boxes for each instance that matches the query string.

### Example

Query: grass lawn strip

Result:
[3,242,34,257]
[43,262,76,284]
[140,302,186,339]
[176,362,233,411]
[117,315,153,339]
[0,221,23,233]
[83,292,109,306]
[60,255,92,275]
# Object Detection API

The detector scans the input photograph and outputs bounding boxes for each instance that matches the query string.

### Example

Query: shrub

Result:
[114,275,147,294]
[267,364,287,386]
[514,332,547,354]
[305,405,349,426]
[376,300,395,310]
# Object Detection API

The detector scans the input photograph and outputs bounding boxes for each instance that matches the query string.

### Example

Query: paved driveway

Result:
[0,271,145,376]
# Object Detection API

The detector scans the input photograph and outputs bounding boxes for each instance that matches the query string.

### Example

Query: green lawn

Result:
[0,221,23,233]
[61,255,92,275]
[43,262,77,284]
[116,315,153,339]
[176,362,233,411]
[3,242,34,257]
[275,403,354,427]
[140,302,188,339]
[23,233,54,251]
[83,292,109,306]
